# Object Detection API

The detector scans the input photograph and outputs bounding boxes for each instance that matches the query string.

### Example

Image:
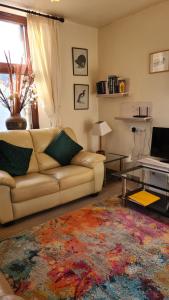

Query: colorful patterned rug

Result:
[0,203,169,300]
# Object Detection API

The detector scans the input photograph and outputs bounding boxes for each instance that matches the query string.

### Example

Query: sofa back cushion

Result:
[0,131,39,174]
[45,130,83,166]
[30,127,77,171]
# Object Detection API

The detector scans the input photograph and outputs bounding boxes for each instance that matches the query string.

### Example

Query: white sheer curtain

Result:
[27,15,61,127]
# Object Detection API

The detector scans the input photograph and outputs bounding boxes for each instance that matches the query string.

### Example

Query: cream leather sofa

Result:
[0,127,105,224]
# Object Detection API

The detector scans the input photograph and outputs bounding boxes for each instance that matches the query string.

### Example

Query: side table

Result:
[104,153,128,184]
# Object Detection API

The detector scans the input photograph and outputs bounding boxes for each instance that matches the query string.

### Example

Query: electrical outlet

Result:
[132,127,136,132]
[129,126,145,132]
[129,125,134,131]
[136,127,146,132]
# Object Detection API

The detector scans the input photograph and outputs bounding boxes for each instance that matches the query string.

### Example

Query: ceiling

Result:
[0,0,166,27]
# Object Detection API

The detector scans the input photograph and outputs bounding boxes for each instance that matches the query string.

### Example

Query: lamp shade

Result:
[92,121,112,136]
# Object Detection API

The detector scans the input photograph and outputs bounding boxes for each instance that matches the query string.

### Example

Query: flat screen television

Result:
[151,127,169,162]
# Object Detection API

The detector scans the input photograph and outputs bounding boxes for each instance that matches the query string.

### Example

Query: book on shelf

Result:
[96,81,108,94]
[128,190,160,206]
[108,75,118,94]
[96,75,127,95]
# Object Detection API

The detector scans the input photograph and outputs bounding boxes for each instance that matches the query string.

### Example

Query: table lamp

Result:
[92,121,112,154]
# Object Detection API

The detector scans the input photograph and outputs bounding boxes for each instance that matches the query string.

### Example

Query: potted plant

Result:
[0,53,37,130]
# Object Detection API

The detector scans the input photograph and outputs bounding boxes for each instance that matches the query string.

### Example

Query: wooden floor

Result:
[0,181,122,240]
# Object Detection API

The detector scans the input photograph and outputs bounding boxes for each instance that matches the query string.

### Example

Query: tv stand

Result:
[138,157,169,171]
[160,158,169,164]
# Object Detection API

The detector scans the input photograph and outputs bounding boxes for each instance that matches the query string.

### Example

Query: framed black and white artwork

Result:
[74,84,89,110]
[72,47,88,76]
[149,50,169,73]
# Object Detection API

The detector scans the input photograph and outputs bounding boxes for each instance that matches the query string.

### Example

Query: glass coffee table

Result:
[121,165,169,216]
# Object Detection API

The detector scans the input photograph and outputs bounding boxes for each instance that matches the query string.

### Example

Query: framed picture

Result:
[149,50,169,73]
[72,47,88,76]
[74,84,89,110]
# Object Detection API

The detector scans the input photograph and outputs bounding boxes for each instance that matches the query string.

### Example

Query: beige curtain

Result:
[27,15,61,127]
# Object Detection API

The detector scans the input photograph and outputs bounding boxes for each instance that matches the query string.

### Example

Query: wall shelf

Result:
[97,92,128,98]
[115,116,152,122]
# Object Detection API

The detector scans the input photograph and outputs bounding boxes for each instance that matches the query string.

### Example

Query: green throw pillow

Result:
[0,140,33,176]
[45,130,83,165]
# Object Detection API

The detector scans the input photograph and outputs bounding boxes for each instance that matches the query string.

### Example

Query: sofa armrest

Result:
[72,151,105,193]
[0,171,16,188]
[0,186,14,224]
[0,170,15,225]
[71,151,105,168]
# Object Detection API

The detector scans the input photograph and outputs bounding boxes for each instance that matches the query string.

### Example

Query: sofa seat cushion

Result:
[42,165,94,190]
[11,173,59,203]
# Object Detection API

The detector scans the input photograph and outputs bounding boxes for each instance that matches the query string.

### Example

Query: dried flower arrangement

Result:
[0,52,37,117]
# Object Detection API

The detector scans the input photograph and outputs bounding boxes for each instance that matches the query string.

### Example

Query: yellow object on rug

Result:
[129,190,160,206]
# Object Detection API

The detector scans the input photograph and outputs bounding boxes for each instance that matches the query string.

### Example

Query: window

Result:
[0,21,26,64]
[0,12,39,130]
[0,12,29,73]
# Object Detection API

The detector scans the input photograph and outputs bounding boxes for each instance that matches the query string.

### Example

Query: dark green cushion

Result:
[45,130,83,166]
[0,140,33,176]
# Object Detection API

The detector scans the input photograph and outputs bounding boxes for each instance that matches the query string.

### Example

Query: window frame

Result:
[0,11,31,74]
[0,11,39,129]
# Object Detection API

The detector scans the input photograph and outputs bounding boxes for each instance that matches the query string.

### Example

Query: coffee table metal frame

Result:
[121,164,169,215]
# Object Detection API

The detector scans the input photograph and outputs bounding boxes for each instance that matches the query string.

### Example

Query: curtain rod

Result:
[0,3,64,22]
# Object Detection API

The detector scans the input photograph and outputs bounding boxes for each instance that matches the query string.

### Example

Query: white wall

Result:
[39,20,99,150]
[98,1,169,157]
